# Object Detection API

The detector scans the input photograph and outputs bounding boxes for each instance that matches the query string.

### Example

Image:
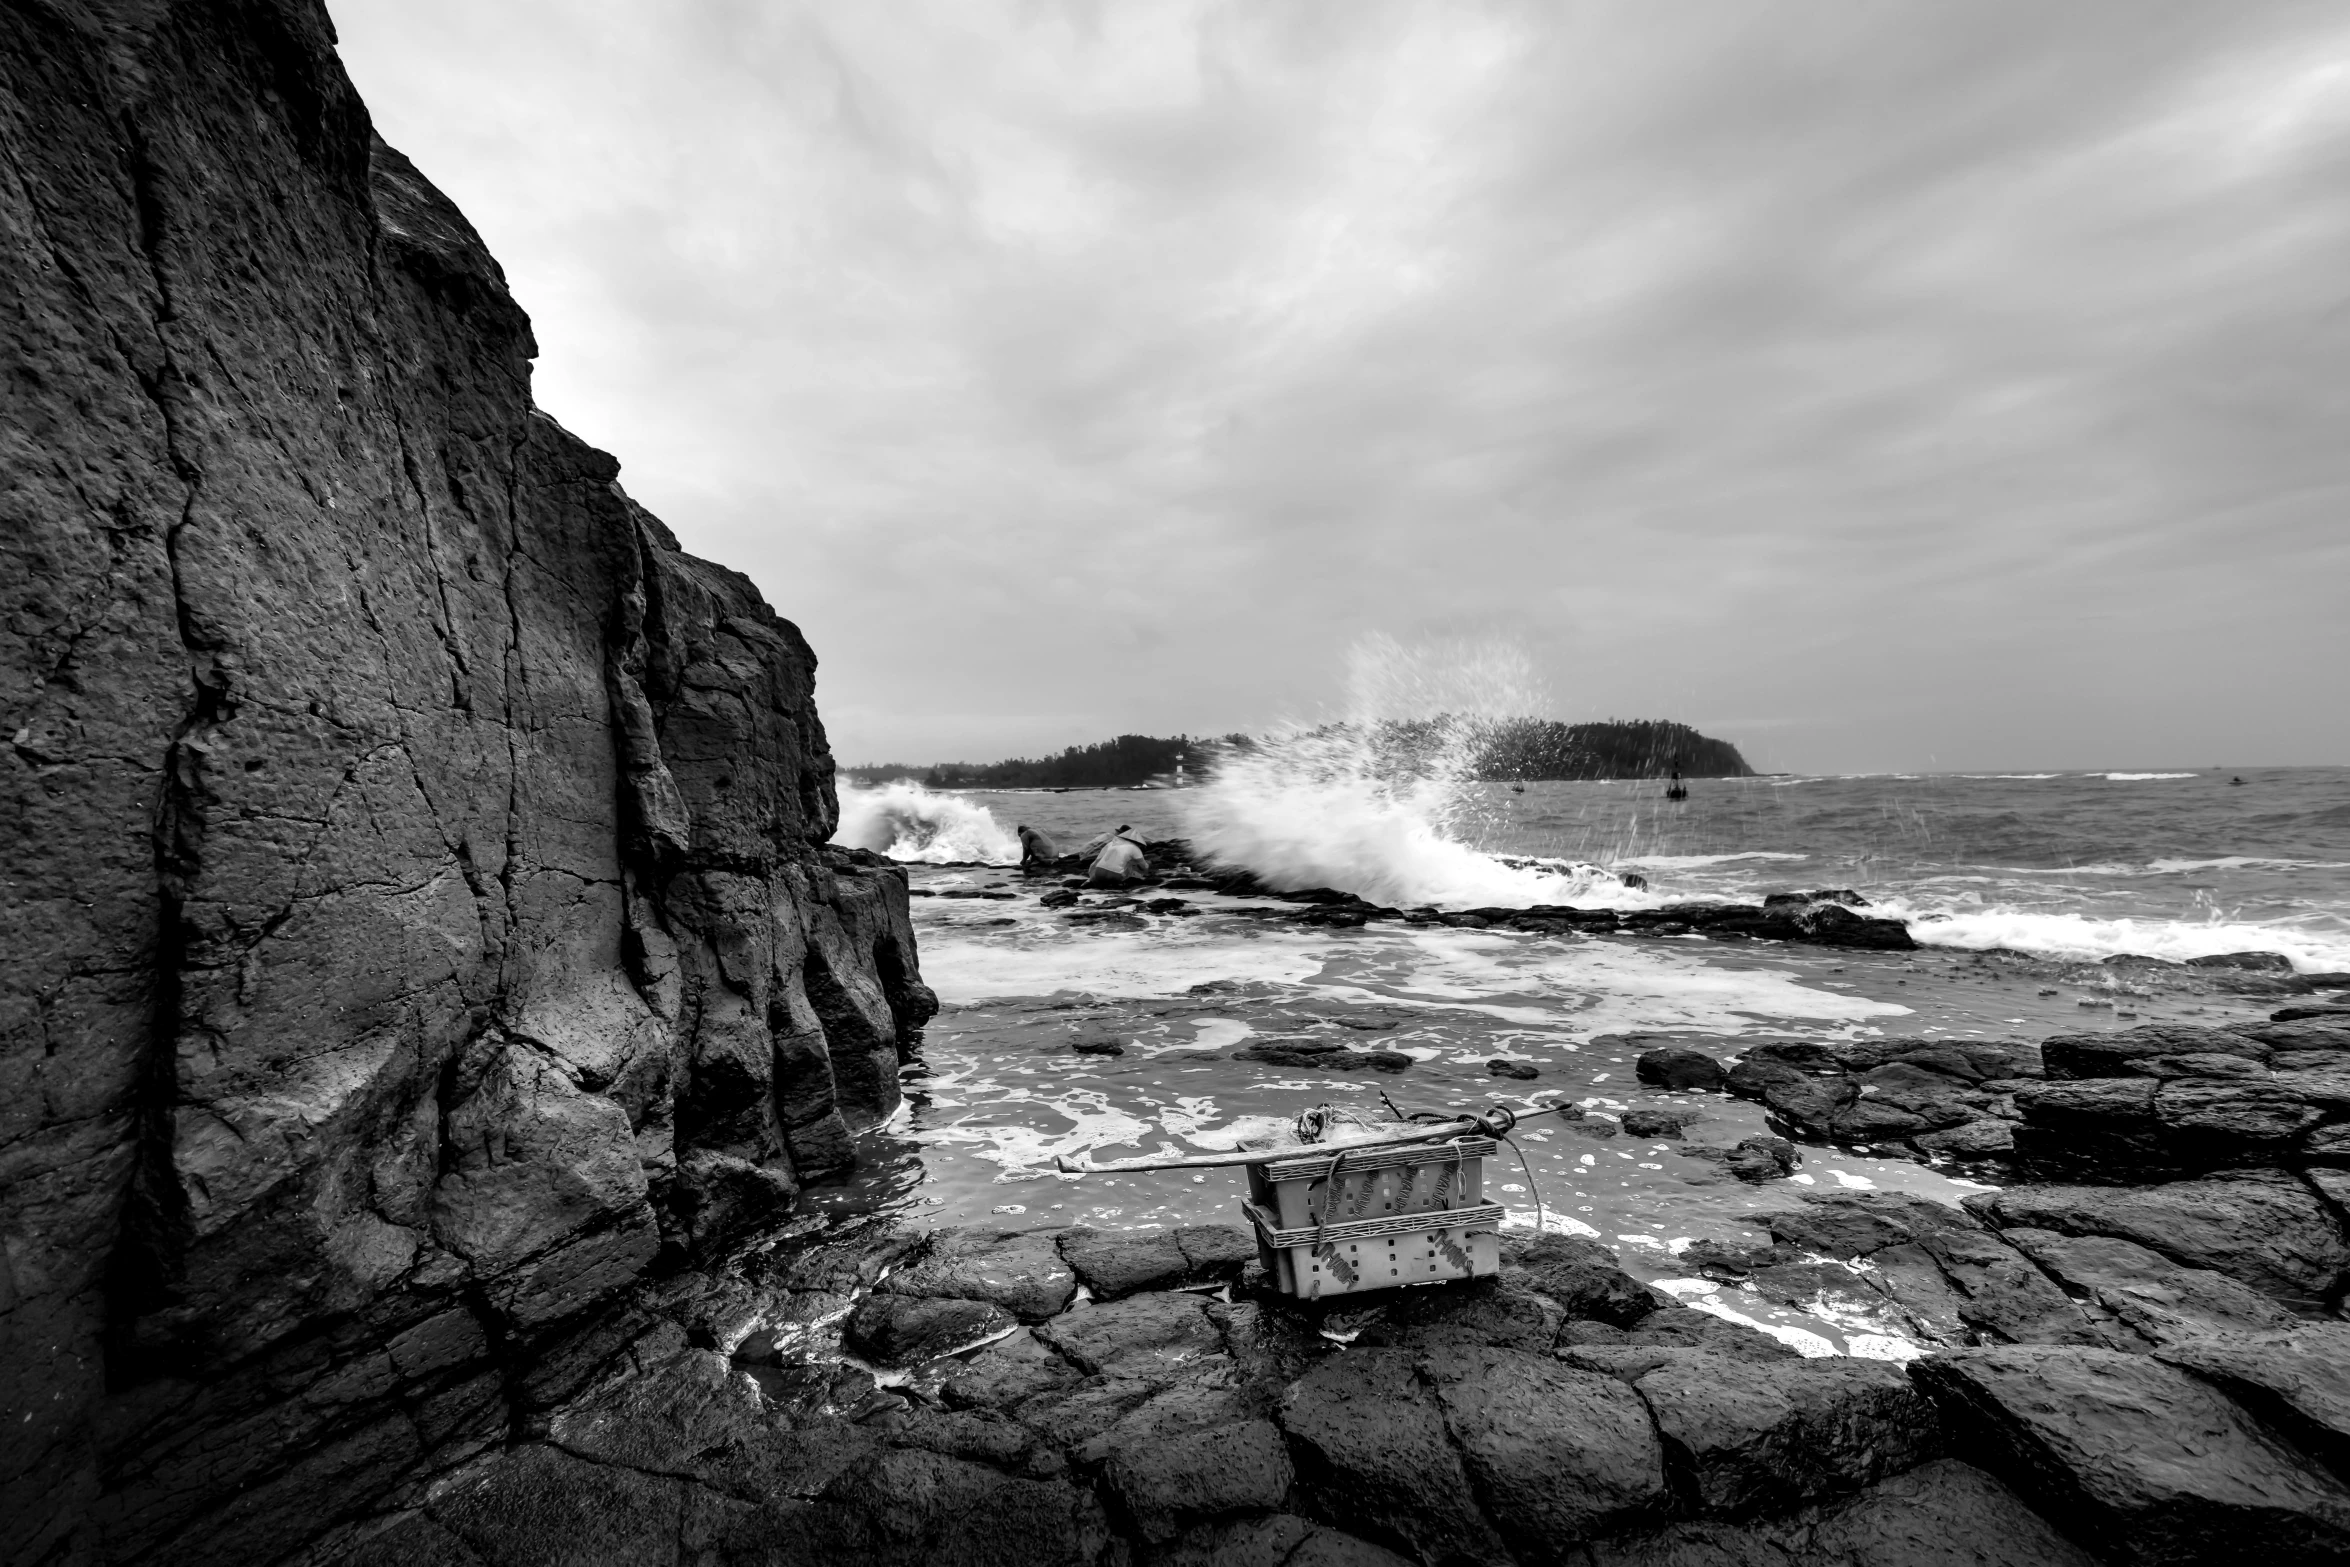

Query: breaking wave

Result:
[832,780,1019,864]
[1181,635,1653,911]
[1877,900,2350,971]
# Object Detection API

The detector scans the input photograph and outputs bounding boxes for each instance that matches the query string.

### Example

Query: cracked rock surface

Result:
[2,5,930,1559]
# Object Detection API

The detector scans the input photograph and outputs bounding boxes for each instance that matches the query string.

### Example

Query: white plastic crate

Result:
[1243,1137,1504,1299]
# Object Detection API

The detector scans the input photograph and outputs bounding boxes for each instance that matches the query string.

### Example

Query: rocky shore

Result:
[285,1106,2350,1567]
[9,7,2348,1565]
[5,6,929,1559]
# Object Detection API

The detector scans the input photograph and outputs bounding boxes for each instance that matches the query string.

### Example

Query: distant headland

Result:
[845,718,1754,789]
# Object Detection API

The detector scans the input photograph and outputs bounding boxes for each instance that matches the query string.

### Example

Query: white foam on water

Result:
[917,922,1332,1000]
[2102,772,2198,781]
[1884,899,2350,971]
[1614,851,1811,869]
[834,780,1020,864]
[2146,856,2350,874]
[1499,1211,1604,1238]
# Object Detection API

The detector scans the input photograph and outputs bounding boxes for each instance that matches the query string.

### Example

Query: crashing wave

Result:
[832,780,1019,864]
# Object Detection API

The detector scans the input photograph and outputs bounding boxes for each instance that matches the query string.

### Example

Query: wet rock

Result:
[1911,1229,2101,1347]
[1623,1109,1692,1138]
[2002,1228,2297,1348]
[1421,1344,1671,1551]
[2040,1025,2273,1080]
[2188,951,2296,973]
[1503,1234,1662,1328]
[939,1327,1083,1411]
[1175,1225,1259,1280]
[1915,1343,2350,1566]
[845,1295,1018,1368]
[1101,1417,1292,1542]
[426,1444,685,1566]
[1487,1058,1541,1079]
[1070,1038,1126,1056]
[1634,1354,1943,1515]
[1056,1229,1189,1300]
[1234,1041,1413,1072]
[751,1445,1112,1566]
[1353,1275,1556,1351]
[1626,1307,1802,1362]
[2275,1005,2350,1023]
[1155,1514,1417,1567]
[2153,1325,2350,1482]
[1764,1192,1977,1261]
[1278,1348,1508,1564]
[1727,1048,1861,1132]
[1802,1458,2102,1567]
[879,1229,1079,1321]
[1914,1119,2018,1161]
[1033,1291,1224,1381]
[1973,1173,2350,1311]
[1727,1136,1800,1182]
[1637,1049,1730,1092]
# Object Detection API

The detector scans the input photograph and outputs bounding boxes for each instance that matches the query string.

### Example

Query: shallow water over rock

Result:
[798,867,2293,1354]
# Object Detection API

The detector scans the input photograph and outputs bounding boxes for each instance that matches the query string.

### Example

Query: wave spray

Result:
[1182,635,1641,910]
[833,779,1019,864]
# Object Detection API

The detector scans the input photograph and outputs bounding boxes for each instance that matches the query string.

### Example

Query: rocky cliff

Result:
[0,2,933,1558]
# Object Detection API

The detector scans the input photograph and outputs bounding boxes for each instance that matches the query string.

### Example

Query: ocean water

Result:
[821,766,2348,1355]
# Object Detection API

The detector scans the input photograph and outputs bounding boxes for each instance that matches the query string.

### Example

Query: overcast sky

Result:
[334,1,2350,772]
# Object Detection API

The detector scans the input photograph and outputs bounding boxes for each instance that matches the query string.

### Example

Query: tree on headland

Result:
[844,719,1749,788]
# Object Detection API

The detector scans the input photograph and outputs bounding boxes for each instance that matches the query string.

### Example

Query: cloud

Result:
[333,0,2350,769]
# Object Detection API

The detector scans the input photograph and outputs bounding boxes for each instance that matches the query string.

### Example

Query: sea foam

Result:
[832,779,1019,864]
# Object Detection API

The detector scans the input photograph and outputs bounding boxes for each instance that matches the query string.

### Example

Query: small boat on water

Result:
[1665,767,1688,802]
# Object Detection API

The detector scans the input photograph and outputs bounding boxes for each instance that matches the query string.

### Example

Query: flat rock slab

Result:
[1155,1514,1416,1567]
[1279,1348,1510,1566]
[1803,1458,2102,1567]
[1102,1417,1293,1543]
[2001,1228,2296,1349]
[1914,1343,2350,1566]
[1055,1224,1255,1300]
[878,1229,1078,1321]
[1033,1292,1223,1380]
[1420,1344,1670,1553]
[1585,1460,2097,1567]
[846,1295,1018,1368]
[1504,1234,1661,1328]
[1975,1173,2350,1310]
[1635,1354,1944,1516]
[2154,1325,2350,1482]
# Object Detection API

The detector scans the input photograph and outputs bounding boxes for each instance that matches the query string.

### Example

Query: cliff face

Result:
[0,2,932,1558]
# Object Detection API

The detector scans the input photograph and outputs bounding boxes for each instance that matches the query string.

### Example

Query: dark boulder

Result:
[1487,1058,1541,1079]
[1421,1344,1670,1551]
[2187,951,2296,972]
[1622,1109,1692,1138]
[2001,1228,2297,1349]
[1101,1417,1293,1543]
[845,1295,1017,1368]
[2040,1024,2274,1080]
[1625,1307,1802,1362]
[1056,1229,1189,1299]
[1033,1291,1224,1381]
[2153,1325,2350,1483]
[1154,1514,1417,1567]
[1637,1048,1729,1092]
[1634,1354,1943,1515]
[1503,1234,1661,1328]
[1726,1136,1800,1182]
[879,1229,1079,1321]
[1802,1458,2101,1567]
[1915,1343,2350,1566]
[1278,1348,1509,1565]
[1973,1174,2350,1311]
